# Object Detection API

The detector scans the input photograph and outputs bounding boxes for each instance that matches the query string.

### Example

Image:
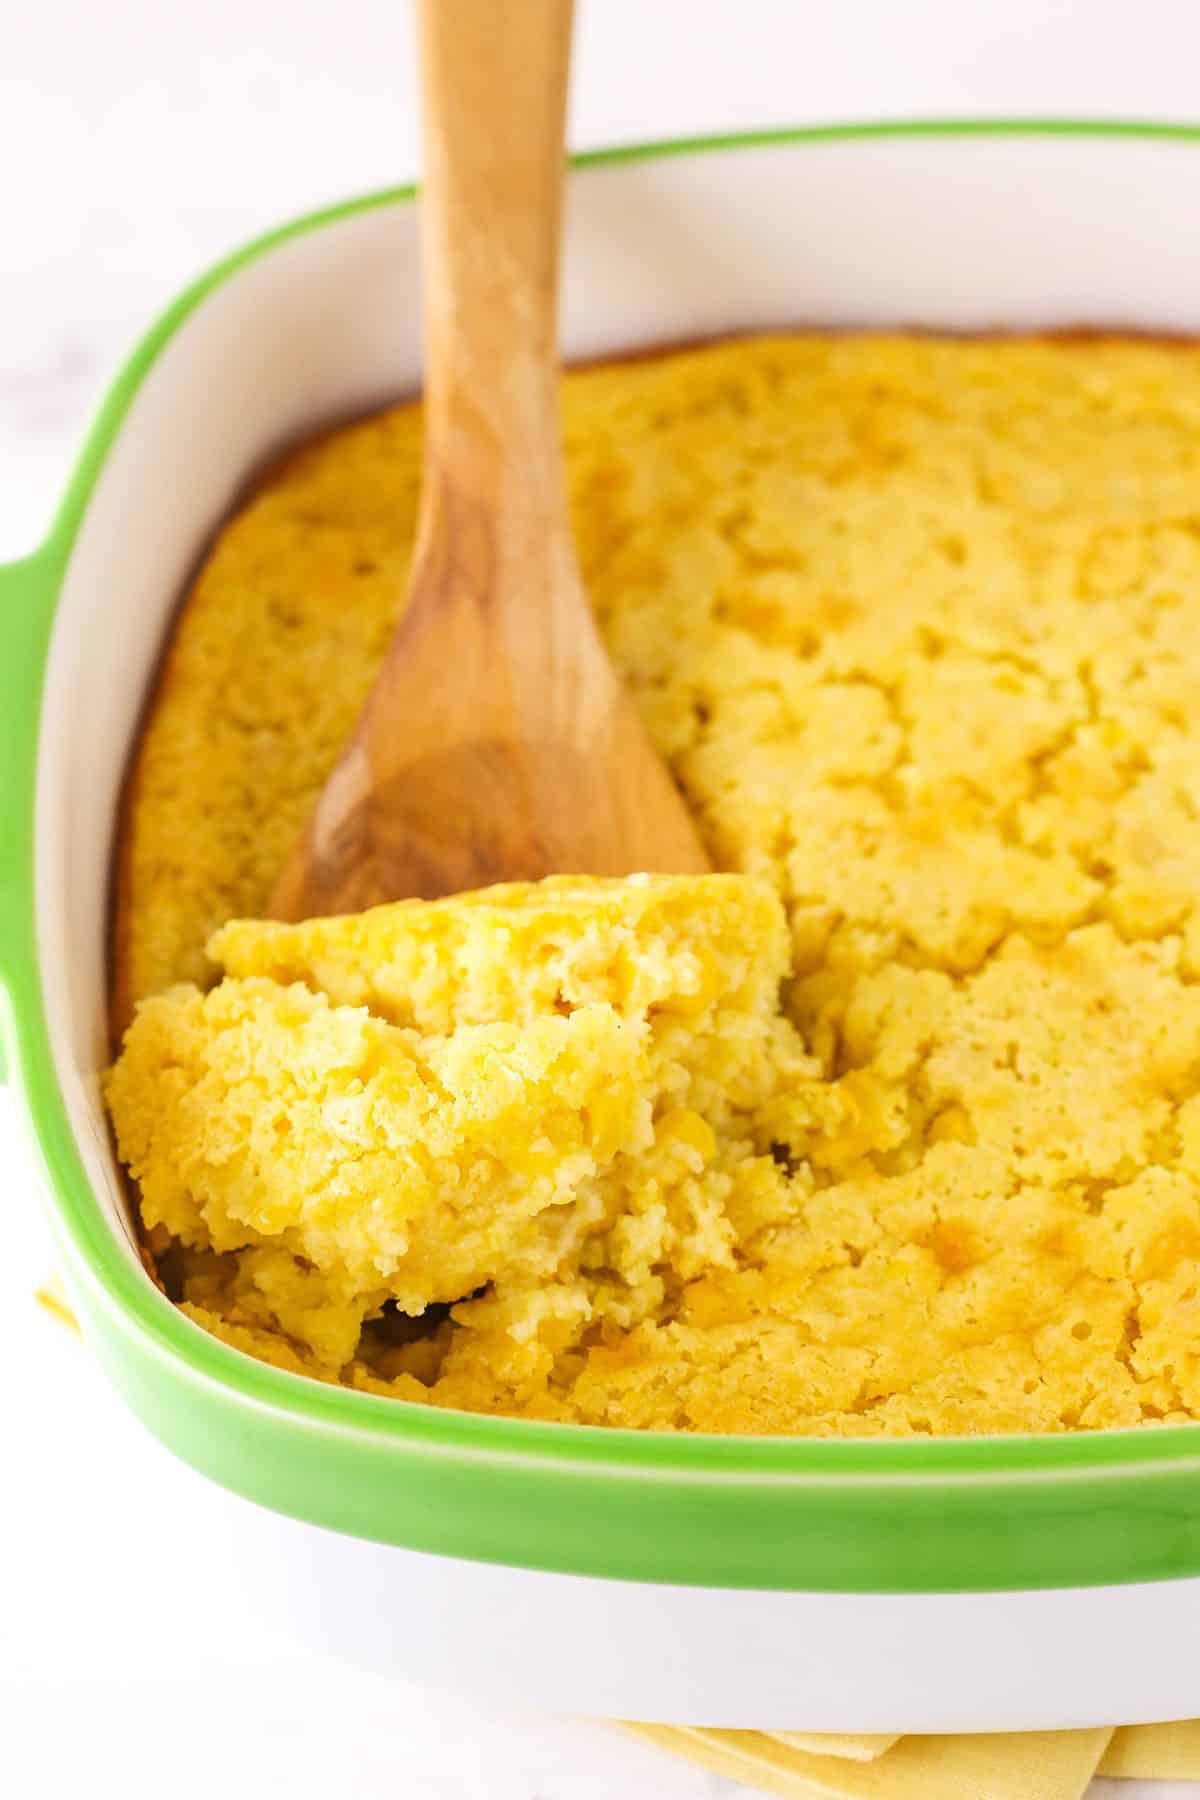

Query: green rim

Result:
[8,118,1200,1593]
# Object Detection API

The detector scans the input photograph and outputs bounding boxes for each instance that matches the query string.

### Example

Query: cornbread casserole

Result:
[108,334,1200,1434]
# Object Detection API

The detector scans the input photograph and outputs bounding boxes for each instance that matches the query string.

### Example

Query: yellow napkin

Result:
[1100,1721,1200,1780]
[626,1719,1200,1796]
[768,1734,899,1762]
[623,1724,1112,1800]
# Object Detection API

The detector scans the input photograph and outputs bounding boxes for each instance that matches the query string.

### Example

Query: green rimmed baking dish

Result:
[6,120,1200,1729]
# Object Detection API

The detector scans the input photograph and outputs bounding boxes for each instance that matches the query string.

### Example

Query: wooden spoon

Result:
[270,0,708,921]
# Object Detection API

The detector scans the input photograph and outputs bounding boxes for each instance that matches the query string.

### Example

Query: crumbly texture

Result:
[108,876,814,1394]
[111,334,1200,1435]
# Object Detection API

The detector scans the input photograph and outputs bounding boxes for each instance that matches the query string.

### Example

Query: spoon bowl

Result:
[270,0,708,920]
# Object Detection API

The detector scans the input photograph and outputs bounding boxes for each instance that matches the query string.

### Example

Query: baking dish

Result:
[7,121,1200,1732]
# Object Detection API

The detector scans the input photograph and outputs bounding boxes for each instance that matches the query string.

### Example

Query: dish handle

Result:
[0,547,54,1086]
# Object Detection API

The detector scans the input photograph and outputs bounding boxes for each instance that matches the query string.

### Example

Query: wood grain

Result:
[270,0,707,919]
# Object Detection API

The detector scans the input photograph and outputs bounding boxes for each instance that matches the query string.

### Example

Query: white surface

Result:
[5,0,1200,1792]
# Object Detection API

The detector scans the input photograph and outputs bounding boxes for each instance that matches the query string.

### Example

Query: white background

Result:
[4,2,1200,1793]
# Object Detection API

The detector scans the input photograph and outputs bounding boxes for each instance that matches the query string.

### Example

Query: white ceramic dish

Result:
[9,124,1200,1730]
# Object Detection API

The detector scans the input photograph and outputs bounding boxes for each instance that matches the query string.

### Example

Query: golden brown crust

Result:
[107,325,1200,1041]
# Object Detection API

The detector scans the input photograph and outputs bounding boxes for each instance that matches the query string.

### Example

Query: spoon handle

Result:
[417,0,574,517]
